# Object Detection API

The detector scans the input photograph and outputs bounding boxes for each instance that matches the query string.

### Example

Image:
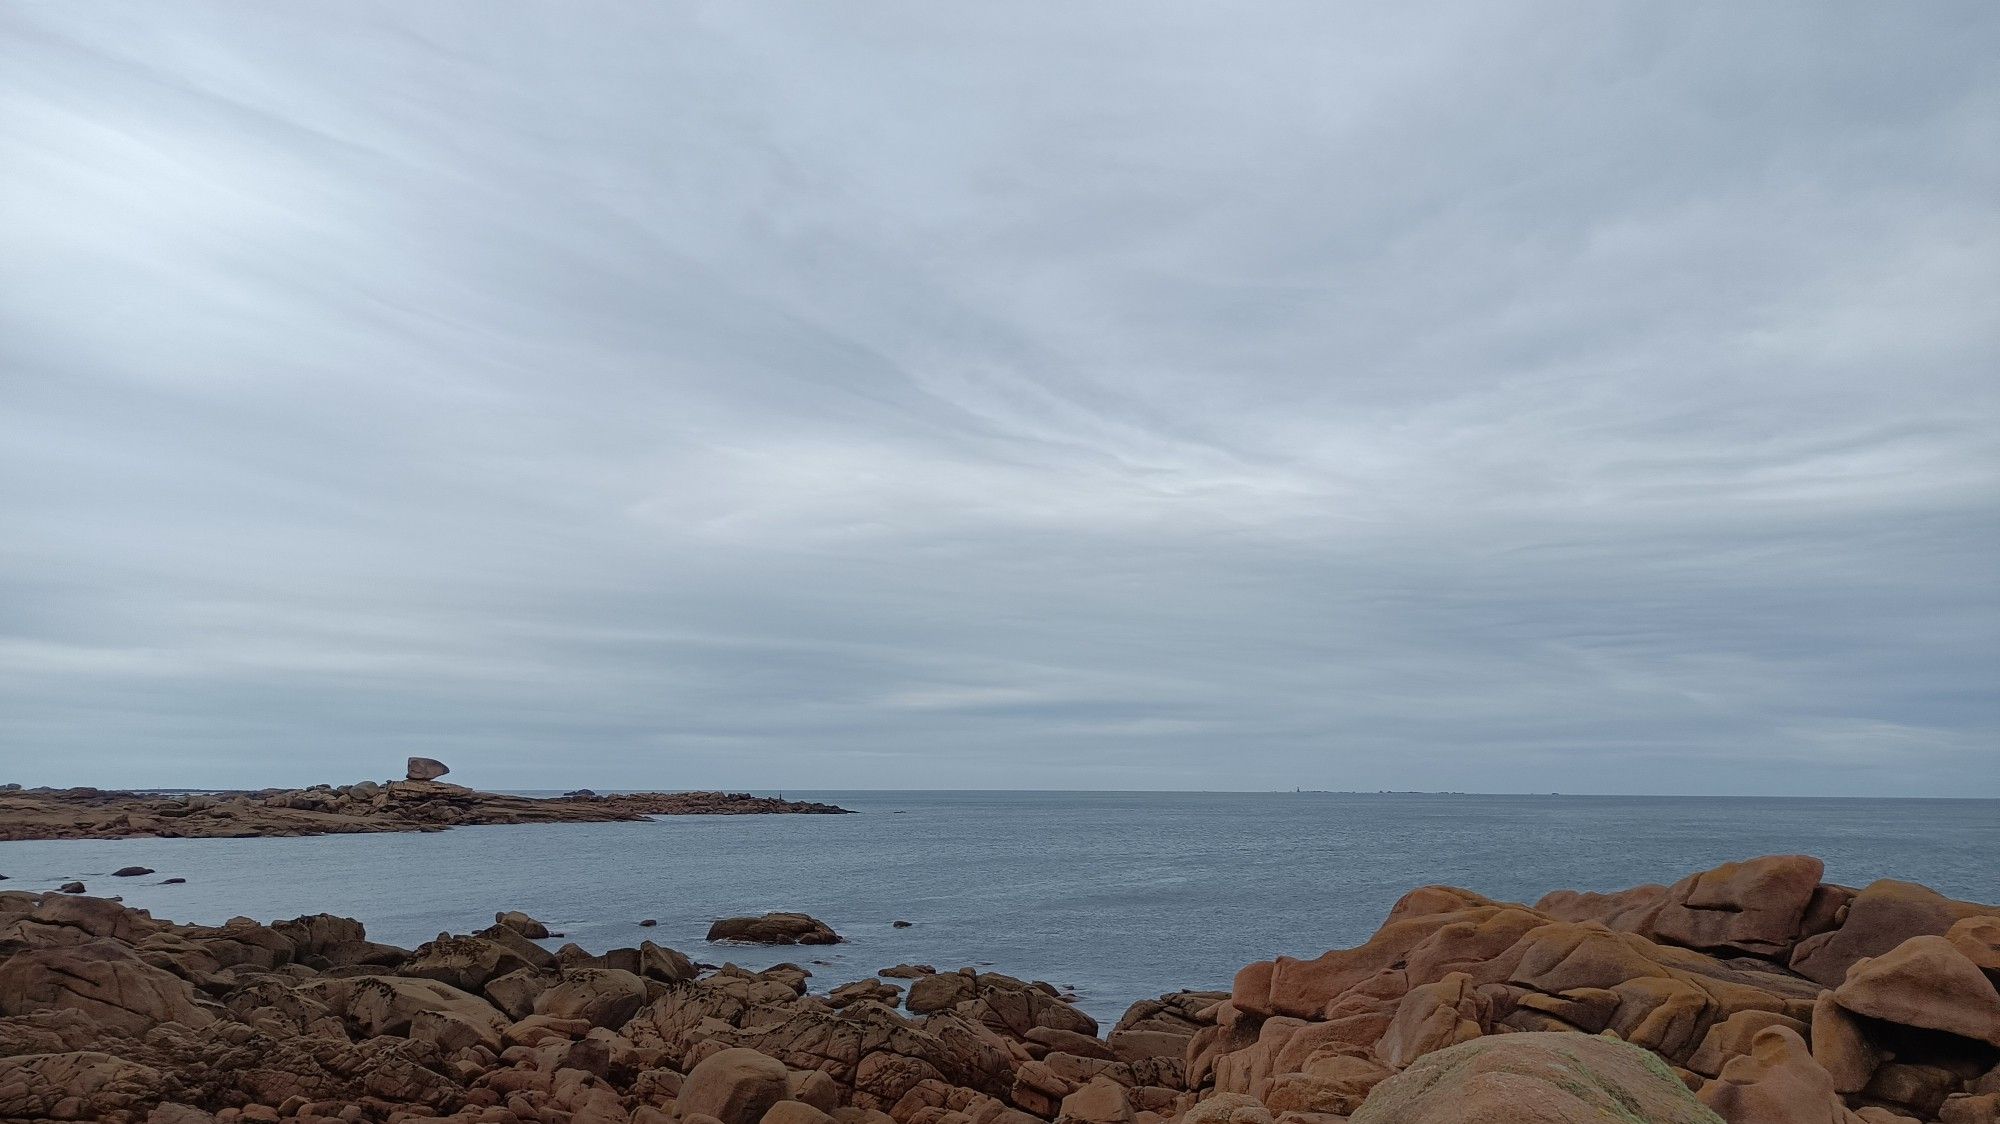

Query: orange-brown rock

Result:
[1810,991,1885,1094]
[709,913,844,945]
[1949,916,2000,974]
[683,1047,793,1124]
[1649,855,1825,958]
[1791,880,2000,988]
[1698,1025,1864,1124]
[1833,935,2000,1046]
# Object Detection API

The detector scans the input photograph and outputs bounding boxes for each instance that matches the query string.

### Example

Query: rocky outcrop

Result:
[1212,856,1996,1124]
[0,774,854,841]
[707,914,843,945]
[0,857,1990,1124]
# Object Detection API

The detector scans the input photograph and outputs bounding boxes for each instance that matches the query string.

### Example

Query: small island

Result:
[0,757,853,841]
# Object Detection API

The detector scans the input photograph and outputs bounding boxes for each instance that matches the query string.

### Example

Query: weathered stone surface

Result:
[1349,1032,1723,1123]
[1698,1026,1859,1124]
[0,1050,164,1120]
[682,1047,792,1124]
[0,940,214,1034]
[909,972,981,1014]
[1649,855,1825,957]
[534,967,650,1029]
[1791,880,2000,987]
[1834,935,2000,1045]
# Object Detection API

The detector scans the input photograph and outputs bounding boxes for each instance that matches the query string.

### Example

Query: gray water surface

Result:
[3,791,1994,1023]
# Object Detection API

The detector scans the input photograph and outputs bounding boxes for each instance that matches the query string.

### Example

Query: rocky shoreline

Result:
[0,854,1995,1123]
[0,761,852,842]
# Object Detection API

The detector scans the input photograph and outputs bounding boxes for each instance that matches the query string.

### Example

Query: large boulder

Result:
[1833,935,2000,1046]
[1348,1032,1723,1123]
[1791,880,2000,987]
[707,912,841,945]
[533,967,650,1028]
[405,757,450,781]
[1649,855,1825,957]
[680,1047,791,1124]
[400,934,534,993]
[1698,1025,1867,1124]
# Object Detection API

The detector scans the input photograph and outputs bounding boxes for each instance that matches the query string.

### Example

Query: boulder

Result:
[1058,1077,1134,1124]
[908,971,981,1014]
[495,909,551,938]
[1834,935,2000,1046]
[829,979,904,1008]
[681,1047,791,1124]
[707,912,842,945]
[400,934,533,993]
[110,866,154,877]
[1810,990,1884,1094]
[1792,880,2000,987]
[406,757,450,781]
[1348,1032,1722,1123]
[1181,1092,1273,1124]
[1949,915,2000,973]
[1699,1025,1863,1124]
[58,881,85,894]
[1649,855,1825,957]
[533,967,650,1029]
[765,1103,835,1124]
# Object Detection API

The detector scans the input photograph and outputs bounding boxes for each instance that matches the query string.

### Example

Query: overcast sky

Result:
[2,3,1995,795]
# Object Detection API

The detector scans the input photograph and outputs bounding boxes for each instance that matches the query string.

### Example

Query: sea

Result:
[2,791,1994,1024]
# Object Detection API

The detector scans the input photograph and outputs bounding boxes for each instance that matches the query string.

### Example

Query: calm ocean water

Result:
[2,792,1994,1022]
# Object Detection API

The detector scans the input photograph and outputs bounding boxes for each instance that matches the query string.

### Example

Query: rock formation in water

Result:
[0,772,853,841]
[0,855,1995,1124]
[706,914,843,946]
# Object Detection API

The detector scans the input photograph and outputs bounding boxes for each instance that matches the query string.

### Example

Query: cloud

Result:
[1,1,1995,794]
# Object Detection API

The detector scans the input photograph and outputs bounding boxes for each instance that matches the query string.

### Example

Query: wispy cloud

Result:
[1,1,1994,794]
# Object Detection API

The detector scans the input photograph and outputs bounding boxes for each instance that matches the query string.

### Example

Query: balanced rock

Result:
[706,912,841,945]
[405,756,450,781]
[1349,1032,1721,1123]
